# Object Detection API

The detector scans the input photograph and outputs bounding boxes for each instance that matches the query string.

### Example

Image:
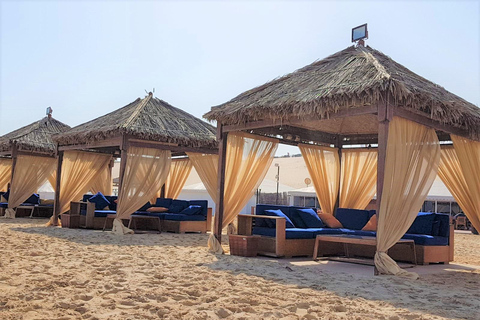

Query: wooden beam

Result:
[334,135,343,215]
[222,105,378,133]
[53,150,64,226]
[16,151,55,158]
[128,140,218,155]
[392,108,475,141]
[214,125,228,243]
[58,136,123,151]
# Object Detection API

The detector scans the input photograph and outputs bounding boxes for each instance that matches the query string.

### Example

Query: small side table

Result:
[128,215,162,233]
[61,214,80,228]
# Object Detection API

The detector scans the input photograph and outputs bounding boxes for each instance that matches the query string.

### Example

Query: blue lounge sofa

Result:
[67,193,118,229]
[132,198,212,233]
[0,191,42,216]
[236,204,453,264]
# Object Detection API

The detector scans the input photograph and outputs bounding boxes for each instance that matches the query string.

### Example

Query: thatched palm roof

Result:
[205,45,480,138]
[55,94,217,149]
[0,116,71,155]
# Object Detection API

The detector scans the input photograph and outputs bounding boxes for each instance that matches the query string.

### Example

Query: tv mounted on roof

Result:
[352,23,368,42]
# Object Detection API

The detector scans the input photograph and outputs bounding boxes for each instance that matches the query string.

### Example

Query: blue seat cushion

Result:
[132,211,166,218]
[79,210,115,217]
[82,194,93,202]
[296,208,325,228]
[155,198,173,208]
[434,213,450,237]
[263,209,295,228]
[88,192,111,210]
[25,193,40,205]
[163,213,206,221]
[252,227,317,239]
[401,234,448,246]
[0,202,8,208]
[312,228,357,236]
[105,196,118,211]
[407,212,436,235]
[349,230,377,237]
[335,208,370,230]
[180,205,202,215]
[288,210,308,228]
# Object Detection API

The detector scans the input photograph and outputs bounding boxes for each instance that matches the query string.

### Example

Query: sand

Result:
[0,219,479,320]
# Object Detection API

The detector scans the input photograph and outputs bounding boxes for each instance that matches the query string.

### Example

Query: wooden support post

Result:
[9,143,18,189]
[160,184,166,198]
[375,99,392,275]
[118,135,129,200]
[333,135,343,215]
[53,150,64,226]
[214,125,228,243]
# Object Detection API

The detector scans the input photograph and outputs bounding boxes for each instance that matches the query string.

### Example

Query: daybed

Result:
[0,192,52,217]
[237,204,454,264]
[133,198,212,233]
[69,193,212,233]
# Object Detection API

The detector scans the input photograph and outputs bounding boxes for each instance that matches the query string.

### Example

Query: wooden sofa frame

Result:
[237,214,454,264]
[69,201,213,233]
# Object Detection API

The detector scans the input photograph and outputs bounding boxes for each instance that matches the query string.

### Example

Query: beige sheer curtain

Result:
[207,133,278,253]
[5,155,56,218]
[299,144,340,214]
[186,153,218,200]
[151,158,192,202]
[340,149,377,209]
[114,147,171,235]
[57,151,112,215]
[47,170,57,192]
[0,158,12,192]
[90,158,113,195]
[446,136,480,231]
[375,117,440,279]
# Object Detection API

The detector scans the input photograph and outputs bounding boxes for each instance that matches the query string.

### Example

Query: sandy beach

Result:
[0,219,479,320]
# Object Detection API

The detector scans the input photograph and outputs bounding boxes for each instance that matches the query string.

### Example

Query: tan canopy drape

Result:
[340,149,377,210]
[151,158,192,203]
[445,136,480,231]
[57,151,112,215]
[186,153,218,200]
[208,132,278,253]
[0,158,12,192]
[299,144,340,214]
[90,158,113,195]
[47,170,57,192]
[6,155,56,218]
[114,147,171,235]
[374,117,440,279]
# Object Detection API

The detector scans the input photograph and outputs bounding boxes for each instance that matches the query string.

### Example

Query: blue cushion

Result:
[407,212,436,235]
[431,221,440,236]
[3,190,9,201]
[288,210,308,228]
[132,211,166,218]
[188,200,208,216]
[180,205,202,215]
[138,202,152,212]
[252,227,317,239]
[349,230,377,237]
[312,228,356,236]
[25,193,40,205]
[0,202,8,208]
[335,208,370,230]
[155,198,172,208]
[82,194,93,202]
[402,234,449,246]
[163,213,206,221]
[93,210,116,217]
[88,192,110,210]
[296,208,325,228]
[264,209,296,228]
[105,196,118,211]
[434,213,450,238]
[169,200,189,213]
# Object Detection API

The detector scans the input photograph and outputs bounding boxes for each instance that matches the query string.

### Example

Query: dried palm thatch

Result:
[0,117,71,155]
[205,45,480,138]
[55,94,217,149]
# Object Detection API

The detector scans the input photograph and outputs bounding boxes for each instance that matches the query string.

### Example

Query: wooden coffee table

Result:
[313,234,416,265]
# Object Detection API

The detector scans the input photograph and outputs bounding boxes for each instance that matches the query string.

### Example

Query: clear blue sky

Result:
[1,1,479,156]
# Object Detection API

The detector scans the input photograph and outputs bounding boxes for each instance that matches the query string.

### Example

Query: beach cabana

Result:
[0,115,71,218]
[205,44,480,277]
[52,93,217,234]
